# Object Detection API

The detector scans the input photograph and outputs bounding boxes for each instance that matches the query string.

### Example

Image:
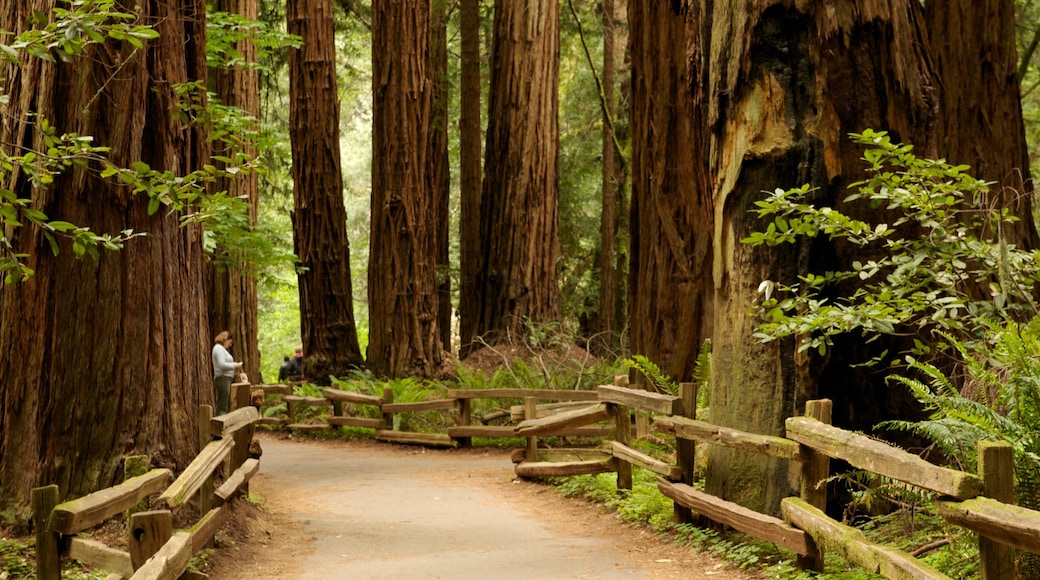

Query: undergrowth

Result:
[549,466,979,579]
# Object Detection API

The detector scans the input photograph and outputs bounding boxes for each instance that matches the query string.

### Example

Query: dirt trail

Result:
[205,432,759,580]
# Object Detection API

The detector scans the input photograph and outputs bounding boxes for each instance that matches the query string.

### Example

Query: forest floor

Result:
[201,431,763,580]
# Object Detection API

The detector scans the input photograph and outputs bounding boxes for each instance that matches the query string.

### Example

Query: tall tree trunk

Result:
[287,0,364,383]
[368,0,440,377]
[473,0,561,344]
[431,0,452,355]
[925,0,1039,250]
[705,0,938,515]
[595,0,619,355]
[208,0,262,383]
[458,0,483,356]
[0,0,211,523]
[627,1,712,386]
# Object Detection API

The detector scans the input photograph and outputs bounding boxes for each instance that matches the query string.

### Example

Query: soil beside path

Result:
[205,431,760,580]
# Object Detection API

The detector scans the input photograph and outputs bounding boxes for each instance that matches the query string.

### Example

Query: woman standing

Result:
[211,331,242,415]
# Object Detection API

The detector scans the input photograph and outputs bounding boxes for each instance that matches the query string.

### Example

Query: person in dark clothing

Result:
[287,348,303,380]
[278,355,293,382]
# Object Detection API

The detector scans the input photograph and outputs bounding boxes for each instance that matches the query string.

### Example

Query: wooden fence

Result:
[251,377,1040,579]
[36,376,1040,579]
[33,381,261,580]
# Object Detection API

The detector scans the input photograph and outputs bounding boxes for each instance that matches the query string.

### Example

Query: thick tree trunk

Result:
[925,0,1039,250]
[368,0,441,378]
[705,0,938,515]
[287,0,364,383]
[594,0,619,355]
[627,1,713,386]
[431,0,452,355]
[208,0,262,383]
[0,0,211,523]
[472,0,561,344]
[458,0,483,356]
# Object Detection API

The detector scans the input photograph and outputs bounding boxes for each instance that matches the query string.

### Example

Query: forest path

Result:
[205,431,759,580]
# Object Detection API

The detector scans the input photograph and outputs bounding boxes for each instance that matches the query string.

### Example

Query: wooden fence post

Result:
[796,398,830,572]
[456,398,473,448]
[198,404,214,547]
[382,387,394,430]
[128,510,172,570]
[32,484,60,580]
[525,397,538,461]
[613,375,633,492]
[674,381,697,523]
[978,440,1015,580]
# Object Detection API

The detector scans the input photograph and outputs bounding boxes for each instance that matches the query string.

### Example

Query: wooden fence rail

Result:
[34,389,261,580]
[249,379,1040,578]
[41,377,1037,579]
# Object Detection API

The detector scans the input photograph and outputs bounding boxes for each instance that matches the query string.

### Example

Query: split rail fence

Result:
[252,377,1040,579]
[32,381,261,580]
[34,376,1040,579]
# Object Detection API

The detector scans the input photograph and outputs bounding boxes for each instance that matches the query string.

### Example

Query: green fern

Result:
[884,320,1040,511]
[624,354,677,395]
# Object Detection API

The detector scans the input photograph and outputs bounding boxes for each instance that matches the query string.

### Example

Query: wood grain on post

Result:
[797,399,830,572]
[32,485,61,580]
[674,382,697,523]
[232,381,250,411]
[382,387,394,431]
[612,403,633,491]
[977,441,1015,580]
[128,510,173,570]
[456,397,473,448]
[198,404,214,520]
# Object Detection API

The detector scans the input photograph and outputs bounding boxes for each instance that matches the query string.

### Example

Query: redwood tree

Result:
[594,0,622,354]
[431,0,452,354]
[703,1,939,515]
[0,0,212,522]
[469,0,561,347]
[925,0,1038,251]
[627,1,713,388]
[458,0,483,356]
[287,0,364,382]
[207,0,262,383]
[368,0,441,377]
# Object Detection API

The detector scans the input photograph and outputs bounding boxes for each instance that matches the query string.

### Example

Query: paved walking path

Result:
[212,434,754,580]
[260,436,649,579]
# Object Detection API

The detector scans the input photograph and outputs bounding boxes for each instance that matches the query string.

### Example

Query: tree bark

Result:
[431,0,452,355]
[287,0,364,383]
[368,0,441,377]
[458,0,483,356]
[925,0,1039,250]
[472,0,561,345]
[595,0,619,355]
[208,0,262,383]
[627,1,713,386]
[705,0,938,516]
[0,0,211,523]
